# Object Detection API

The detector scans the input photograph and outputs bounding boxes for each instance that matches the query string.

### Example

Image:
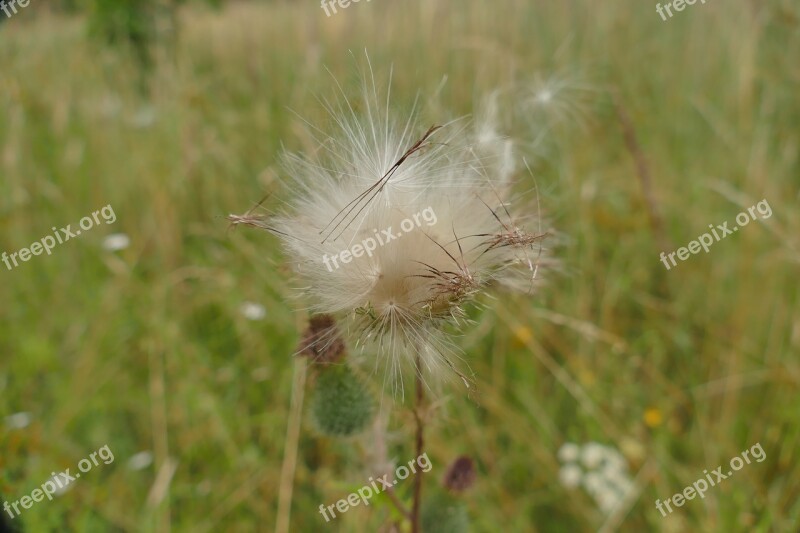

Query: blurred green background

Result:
[1,0,799,531]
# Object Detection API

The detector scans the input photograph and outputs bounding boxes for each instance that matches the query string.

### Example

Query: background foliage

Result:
[1,0,798,531]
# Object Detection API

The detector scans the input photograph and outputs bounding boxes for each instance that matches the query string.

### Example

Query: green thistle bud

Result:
[311,364,374,437]
[421,493,470,533]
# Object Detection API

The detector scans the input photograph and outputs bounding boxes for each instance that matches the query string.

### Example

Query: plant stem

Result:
[411,354,424,533]
[385,487,412,520]
[275,357,307,533]
[612,91,672,257]
[371,412,412,520]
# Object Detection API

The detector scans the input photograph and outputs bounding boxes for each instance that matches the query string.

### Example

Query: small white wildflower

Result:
[583,471,606,495]
[600,449,628,475]
[127,451,154,471]
[238,70,551,394]
[130,105,157,129]
[239,301,267,321]
[5,412,31,429]
[595,489,621,514]
[558,442,581,463]
[558,464,583,489]
[604,468,634,495]
[102,233,130,252]
[581,442,607,469]
[566,441,633,514]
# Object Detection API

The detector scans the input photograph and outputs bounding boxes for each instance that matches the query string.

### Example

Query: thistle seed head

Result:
[239,70,553,394]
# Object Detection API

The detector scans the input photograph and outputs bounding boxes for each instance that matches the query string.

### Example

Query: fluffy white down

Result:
[269,85,549,391]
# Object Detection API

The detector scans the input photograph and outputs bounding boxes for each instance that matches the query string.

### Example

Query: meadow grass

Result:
[0,0,798,531]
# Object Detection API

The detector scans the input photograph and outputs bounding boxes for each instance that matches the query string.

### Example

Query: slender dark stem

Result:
[411,355,425,533]
[385,487,411,520]
[612,91,672,256]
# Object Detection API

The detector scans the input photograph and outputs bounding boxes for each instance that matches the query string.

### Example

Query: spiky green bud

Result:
[421,493,470,533]
[311,364,374,437]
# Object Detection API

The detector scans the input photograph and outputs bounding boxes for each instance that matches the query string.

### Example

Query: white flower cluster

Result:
[557,441,632,514]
